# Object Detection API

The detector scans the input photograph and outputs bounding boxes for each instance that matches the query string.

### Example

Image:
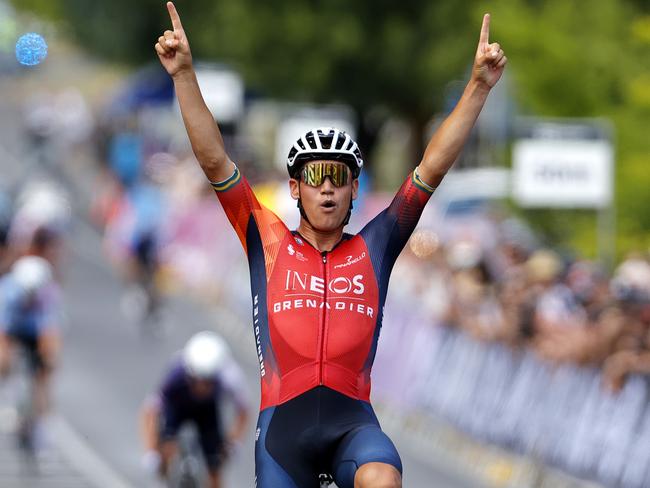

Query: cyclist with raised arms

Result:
[155,3,506,486]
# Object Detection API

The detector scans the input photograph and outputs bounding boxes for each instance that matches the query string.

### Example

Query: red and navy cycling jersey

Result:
[212,166,434,411]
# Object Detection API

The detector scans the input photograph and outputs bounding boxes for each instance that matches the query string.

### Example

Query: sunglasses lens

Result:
[301,162,349,187]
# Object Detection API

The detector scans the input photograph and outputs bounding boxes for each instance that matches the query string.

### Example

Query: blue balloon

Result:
[15,33,48,66]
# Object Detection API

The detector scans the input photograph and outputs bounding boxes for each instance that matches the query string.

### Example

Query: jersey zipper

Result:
[319,251,328,385]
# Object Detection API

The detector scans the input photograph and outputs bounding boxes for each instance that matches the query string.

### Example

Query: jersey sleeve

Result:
[210,166,290,280]
[159,358,183,402]
[360,167,435,272]
[210,166,261,254]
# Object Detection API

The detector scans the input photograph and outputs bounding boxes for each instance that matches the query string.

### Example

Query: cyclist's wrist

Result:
[224,436,243,457]
[466,78,492,97]
[141,450,161,475]
[171,67,197,84]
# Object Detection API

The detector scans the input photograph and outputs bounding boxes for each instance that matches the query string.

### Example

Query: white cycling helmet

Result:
[12,256,53,294]
[16,181,71,229]
[286,127,364,179]
[183,331,231,379]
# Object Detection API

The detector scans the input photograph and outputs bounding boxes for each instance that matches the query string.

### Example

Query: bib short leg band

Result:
[254,386,402,488]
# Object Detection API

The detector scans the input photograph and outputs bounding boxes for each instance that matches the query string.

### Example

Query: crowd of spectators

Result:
[391,217,650,394]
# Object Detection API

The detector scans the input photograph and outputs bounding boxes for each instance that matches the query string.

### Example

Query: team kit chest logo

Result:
[272,251,374,317]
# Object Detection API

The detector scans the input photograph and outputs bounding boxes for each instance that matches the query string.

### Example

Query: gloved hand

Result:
[141,450,161,475]
[222,437,242,460]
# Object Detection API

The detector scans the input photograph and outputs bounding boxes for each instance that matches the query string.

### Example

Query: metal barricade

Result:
[373,316,650,488]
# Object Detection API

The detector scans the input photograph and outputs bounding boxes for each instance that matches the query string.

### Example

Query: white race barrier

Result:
[373,312,650,488]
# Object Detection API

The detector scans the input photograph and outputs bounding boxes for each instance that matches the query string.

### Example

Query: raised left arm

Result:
[417,14,507,188]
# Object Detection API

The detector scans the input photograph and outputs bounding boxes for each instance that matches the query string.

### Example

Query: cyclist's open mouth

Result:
[320,201,336,212]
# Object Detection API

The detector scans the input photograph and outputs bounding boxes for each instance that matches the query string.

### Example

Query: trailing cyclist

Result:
[0,255,62,452]
[140,331,250,488]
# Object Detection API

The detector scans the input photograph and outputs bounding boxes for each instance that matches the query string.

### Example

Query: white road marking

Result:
[49,415,135,488]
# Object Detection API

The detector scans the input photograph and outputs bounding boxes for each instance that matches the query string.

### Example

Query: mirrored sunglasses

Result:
[300,161,350,188]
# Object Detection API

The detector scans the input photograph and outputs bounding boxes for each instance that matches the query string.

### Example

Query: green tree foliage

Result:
[10,0,486,121]
[486,0,640,116]
[17,0,173,64]
[482,0,649,257]
[9,0,63,21]
[199,0,482,120]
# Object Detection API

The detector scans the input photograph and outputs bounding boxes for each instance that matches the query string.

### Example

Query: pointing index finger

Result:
[167,2,183,31]
[479,13,490,46]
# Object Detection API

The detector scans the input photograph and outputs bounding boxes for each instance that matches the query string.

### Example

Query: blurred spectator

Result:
[3,181,71,278]
[391,230,452,324]
[611,253,650,303]
[533,260,621,366]
[23,91,56,165]
[603,348,650,393]
[8,181,71,250]
[107,116,143,189]
[53,88,94,149]
[103,163,168,324]
[527,250,584,330]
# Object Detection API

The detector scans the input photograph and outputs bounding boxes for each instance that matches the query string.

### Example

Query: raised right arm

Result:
[155,2,234,182]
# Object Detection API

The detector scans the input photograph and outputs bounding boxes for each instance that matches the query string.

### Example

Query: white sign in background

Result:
[193,67,245,123]
[512,139,613,208]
